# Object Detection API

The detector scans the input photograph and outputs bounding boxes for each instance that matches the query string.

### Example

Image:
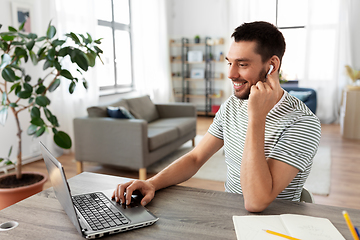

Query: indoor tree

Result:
[0,21,103,181]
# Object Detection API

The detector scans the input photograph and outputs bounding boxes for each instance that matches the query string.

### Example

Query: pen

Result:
[355,227,360,238]
[342,211,360,240]
[263,229,301,240]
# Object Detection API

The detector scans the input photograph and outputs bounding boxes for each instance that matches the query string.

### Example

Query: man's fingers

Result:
[266,72,280,89]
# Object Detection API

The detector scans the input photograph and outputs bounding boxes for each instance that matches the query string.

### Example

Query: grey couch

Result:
[73,95,197,180]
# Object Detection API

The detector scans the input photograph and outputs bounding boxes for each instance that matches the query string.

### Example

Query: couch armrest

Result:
[155,103,197,118]
[73,117,148,168]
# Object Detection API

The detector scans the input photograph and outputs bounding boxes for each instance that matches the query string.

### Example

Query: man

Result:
[113,21,321,212]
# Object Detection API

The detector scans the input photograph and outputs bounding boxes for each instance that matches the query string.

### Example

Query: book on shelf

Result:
[233,214,345,240]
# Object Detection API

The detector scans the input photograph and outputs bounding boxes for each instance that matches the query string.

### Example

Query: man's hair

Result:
[231,21,286,65]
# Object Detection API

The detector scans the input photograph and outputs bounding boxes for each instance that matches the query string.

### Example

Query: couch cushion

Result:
[148,117,196,137]
[148,127,178,151]
[107,106,135,119]
[87,106,108,117]
[288,90,312,102]
[87,99,129,118]
[126,95,159,123]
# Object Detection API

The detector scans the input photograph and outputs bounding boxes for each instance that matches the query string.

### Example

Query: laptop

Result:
[39,141,159,239]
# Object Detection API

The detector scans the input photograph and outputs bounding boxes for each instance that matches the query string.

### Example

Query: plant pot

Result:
[0,172,47,210]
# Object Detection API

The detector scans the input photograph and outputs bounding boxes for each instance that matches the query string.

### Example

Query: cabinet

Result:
[340,88,360,139]
[170,37,225,116]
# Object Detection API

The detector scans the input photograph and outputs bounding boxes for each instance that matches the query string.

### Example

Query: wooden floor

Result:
[13,117,360,210]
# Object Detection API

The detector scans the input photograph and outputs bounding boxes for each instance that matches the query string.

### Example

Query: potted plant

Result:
[194,35,200,44]
[0,21,103,209]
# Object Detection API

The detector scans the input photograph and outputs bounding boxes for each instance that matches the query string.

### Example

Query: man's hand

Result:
[112,180,155,206]
[247,73,283,120]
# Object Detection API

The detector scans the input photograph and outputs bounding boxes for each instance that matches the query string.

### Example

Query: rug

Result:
[148,136,331,195]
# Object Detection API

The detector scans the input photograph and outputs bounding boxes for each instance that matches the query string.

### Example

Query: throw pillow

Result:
[126,95,159,122]
[107,106,135,119]
[87,106,108,117]
[288,90,312,102]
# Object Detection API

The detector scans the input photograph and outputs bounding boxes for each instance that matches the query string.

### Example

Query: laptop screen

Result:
[40,141,83,235]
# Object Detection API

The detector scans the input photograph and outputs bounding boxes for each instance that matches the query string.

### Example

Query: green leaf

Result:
[43,60,51,70]
[54,131,72,149]
[36,36,46,42]
[29,50,38,65]
[31,107,40,118]
[17,91,32,99]
[1,34,15,41]
[23,82,33,91]
[94,46,103,54]
[1,92,6,105]
[60,69,73,80]
[37,46,46,57]
[82,79,88,89]
[46,25,56,39]
[69,81,76,94]
[24,75,31,82]
[28,97,34,104]
[54,60,61,71]
[94,38,103,44]
[26,40,35,51]
[9,102,18,108]
[9,82,20,94]
[0,106,8,126]
[8,146,12,158]
[49,115,59,127]
[43,107,52,120]
[58,46,70,57]
[27,124,37,135]
[30,117,45,126]
[73,51,89,71]
[15,85,21,95]
[2,68,16,82]
[35,85,46,94]
[52,127,58,135]
[11,41,25,46]
[35,96,50,106]
[86,32,93,43]
[19,21,25,31]
[0,53,11,69]
[52,39,65,47]
[35,126,46,137]
[65,32,80,44]
[8,26,17,32]
[28,33,37,39]
[86,52,96,67]
[46,48,56,61]
[0,41,8,51]
[48,78,61,92]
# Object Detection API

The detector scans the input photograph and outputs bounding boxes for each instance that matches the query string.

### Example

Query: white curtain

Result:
[49,0,99,152]
[131,0,173,103]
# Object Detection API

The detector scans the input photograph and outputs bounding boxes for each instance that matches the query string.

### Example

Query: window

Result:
[276,0,308,81]
[94,0,133,92]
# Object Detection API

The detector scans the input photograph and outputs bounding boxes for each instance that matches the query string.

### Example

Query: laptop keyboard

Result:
[73,193,129,231]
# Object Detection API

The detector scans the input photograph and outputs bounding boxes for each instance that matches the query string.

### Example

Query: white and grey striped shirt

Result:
[208,90,321,201]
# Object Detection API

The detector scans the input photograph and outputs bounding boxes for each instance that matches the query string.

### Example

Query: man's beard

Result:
[233,67,268,100]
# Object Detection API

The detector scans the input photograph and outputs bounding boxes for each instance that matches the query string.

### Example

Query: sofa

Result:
[73,95,197,180]
[282,87,317,114]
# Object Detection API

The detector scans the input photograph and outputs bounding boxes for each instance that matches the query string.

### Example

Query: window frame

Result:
[276,0,305,82]
[97,0,134,92]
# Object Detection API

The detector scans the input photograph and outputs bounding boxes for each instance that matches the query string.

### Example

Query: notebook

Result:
[233,214,345,240]
[39,141,159,239]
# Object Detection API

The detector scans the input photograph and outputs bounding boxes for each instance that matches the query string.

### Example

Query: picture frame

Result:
[11,2,33,33]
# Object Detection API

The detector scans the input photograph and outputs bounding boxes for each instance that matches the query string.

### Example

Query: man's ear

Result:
[269,56,281,73]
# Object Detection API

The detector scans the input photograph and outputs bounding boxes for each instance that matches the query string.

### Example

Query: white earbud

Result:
[267,65,274,76]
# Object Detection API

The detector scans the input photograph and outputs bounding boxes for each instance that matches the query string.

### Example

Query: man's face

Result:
[226,41,267,100]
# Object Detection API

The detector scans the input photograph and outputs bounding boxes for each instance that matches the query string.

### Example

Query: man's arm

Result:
[113,132,224,206]
[240,68,299,212]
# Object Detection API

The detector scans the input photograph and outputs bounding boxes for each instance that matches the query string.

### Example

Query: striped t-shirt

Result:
[208,90,321,201]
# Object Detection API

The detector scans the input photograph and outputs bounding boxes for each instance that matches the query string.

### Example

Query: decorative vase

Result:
[0,172,47,210]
